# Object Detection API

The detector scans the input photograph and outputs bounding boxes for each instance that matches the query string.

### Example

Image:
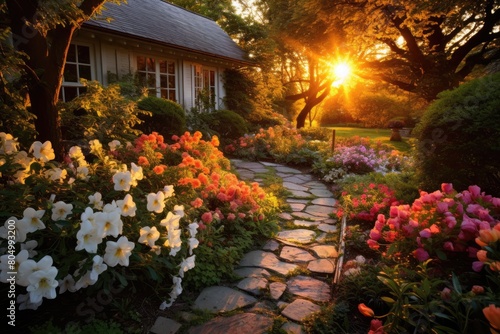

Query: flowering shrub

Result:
[0,131,277,312]
[317,137,409,182]
[367,183,500,267]
[337,182,400,223]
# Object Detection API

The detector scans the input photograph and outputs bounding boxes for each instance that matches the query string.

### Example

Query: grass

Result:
[324,126,412,152]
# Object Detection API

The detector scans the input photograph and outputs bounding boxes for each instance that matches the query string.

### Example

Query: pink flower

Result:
[201,212,213,224]
[441,287,452,301]
[419,228,432,238]
[443,241,454,251]
[389,206,399,218]
[367,239,379,250]
[472,261,484,272]
[441,183,454,194]
[369,229,382,241]
[468,185,481,198]
[413,247,430,261]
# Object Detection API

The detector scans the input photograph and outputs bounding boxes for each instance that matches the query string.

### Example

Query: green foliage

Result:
[200,109,249,143]
[302,301,353,334]
[60,80,146,144]
[136,96,186,140]
[414,73,500,196]
[107,72,145,100]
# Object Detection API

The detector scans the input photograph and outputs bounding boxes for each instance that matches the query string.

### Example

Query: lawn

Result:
[325,126,412,152]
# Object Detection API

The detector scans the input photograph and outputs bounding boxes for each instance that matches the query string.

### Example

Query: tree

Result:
[256,0,347,128]
[318,0,500,101]
[2,0,120,160]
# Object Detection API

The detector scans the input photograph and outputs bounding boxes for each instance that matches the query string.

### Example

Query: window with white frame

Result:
[137,56,177,101]
[61,43,93,101]
[193,65,216,112]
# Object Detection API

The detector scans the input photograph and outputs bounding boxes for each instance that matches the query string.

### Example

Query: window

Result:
[137,56,176,101]
[193,65,216,112]
[61,44,93,101]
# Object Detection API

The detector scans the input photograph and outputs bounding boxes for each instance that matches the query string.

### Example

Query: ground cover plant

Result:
[0,130,279,331]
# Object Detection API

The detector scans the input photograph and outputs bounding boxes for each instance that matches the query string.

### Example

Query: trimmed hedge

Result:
[414,73,500,196]
[136,97,186,139]
[200,109,249,142]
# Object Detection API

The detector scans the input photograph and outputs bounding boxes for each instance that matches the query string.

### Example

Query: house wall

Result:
[69,30,229,111]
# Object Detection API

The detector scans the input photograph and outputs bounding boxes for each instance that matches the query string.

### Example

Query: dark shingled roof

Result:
[84,0,250,64]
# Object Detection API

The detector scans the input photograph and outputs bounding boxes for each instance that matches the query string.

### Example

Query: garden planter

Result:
[389,128,402,141]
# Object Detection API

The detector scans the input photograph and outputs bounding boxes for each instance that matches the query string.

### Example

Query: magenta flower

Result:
[441,183,454,194]
[413,248,430,261]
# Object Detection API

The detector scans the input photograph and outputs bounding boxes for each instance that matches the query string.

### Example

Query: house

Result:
[62,0,251,111]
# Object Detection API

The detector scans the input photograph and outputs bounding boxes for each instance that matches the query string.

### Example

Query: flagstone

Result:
[237,277,268,296]
[291,212,325,221]
[288,190,314,198]
[311,198,337,206]
[280,246,315,262]
[279,212,293,220]
[283,182,309,192]
[269,282,287,300]
[276,229,316,244]
[310,245,338,258]
[293,220,321,228]
[281,322,306,334]
[287,198,309,204]
[188,313,273,334]
[290,203,306,212]
[286,275,331,302]
[318,224,338,233]
[261,161,282,167]
[234,267,271,278]
[307,259,335,273]
[263,239,280,251]
[304,205,333,217]
[282,176,308,184]
[322,218,337,225]
[150,317,181,334]
[304,181,328,189]
[235,161,266,170]
[193,286,257,313]
[275,166,302,173]
[310,188,334,197]
[281,299,321,322]
[239,250,298,275]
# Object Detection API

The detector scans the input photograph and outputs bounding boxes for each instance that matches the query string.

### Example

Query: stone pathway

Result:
[149,160,339,334]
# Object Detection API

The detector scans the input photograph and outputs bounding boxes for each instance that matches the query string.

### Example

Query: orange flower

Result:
[483,304,500,333]
[358,303,374,317]
[153,165,166,175]
[471,285,485,295]
[138,156,149,166]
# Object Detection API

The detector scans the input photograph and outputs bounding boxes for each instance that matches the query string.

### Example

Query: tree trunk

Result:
[296,104,314,129]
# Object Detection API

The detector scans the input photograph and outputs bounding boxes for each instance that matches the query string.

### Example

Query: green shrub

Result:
[136,96,186,140]
[200,109,249,142]
[60,80,146,145]
[414,73,500,196]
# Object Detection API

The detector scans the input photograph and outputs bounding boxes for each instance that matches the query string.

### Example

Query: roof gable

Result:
[84,0,249,64]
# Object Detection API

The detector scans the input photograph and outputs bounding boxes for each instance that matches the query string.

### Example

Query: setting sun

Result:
[332,62,351,86]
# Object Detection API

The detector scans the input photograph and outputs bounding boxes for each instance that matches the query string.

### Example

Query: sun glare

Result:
[332,62,351,87]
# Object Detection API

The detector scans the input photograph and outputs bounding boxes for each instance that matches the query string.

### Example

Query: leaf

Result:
[436,249,447,261]
[381,296,395,304]
[451,272,462,293]
[147,267,159,281]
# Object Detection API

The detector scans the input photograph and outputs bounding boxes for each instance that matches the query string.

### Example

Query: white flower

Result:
[169,276,183,302]
[44,167,67,183]
[26,266,58,303]
[58,274,76,294]
[75,220,102,253]
[0,217,28,243]
[0,132,19,154]
[147,191,166,213]
[188,238,199,256]
[29,141,55,162]
[17,255,54,287]
[163,185,175,198]
[14,150,33,168]
[188,222,199,238]
[173,205,185,217]
[113,170,132,191]
[20,207,46,233]
[179,255,196,278]
[138,226,160,247]
[161,211,182,256]
[0,250,29,283]
[90,255,107,281]
[20,240,38,257]
[68,146,85,161]
[74,271,97,290]
[130,162,143,186]
[103,236,135,267]
[88,192,104,210]
[51,201,73,221]
[81,207,96,225]
[355,255,366,265]
[116,194,137,217]
[108,140,121,151]
[89,139,102,155]
[103,201,119,213]
[76,166,90,181]
[95,211,122,238]
[17,293,42,310]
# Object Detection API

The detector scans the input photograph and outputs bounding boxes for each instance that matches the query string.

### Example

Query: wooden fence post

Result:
[331,129,336,153]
